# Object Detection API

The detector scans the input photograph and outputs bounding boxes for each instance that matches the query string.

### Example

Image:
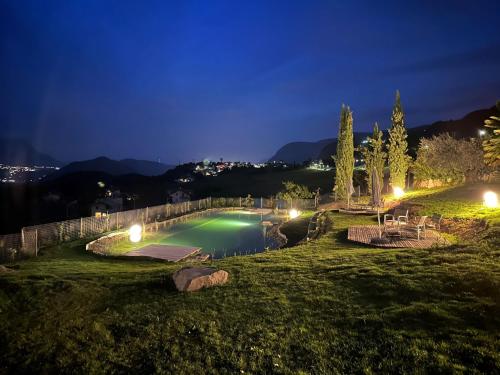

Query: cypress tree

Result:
[362,122,386,194]
[333,105,354,200]
[388,90,410,189]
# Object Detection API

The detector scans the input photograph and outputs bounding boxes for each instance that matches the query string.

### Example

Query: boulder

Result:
[0,265,14,273]
[172,267,229,292]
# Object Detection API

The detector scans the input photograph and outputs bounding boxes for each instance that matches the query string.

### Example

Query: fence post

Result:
[35,229,38,256]
[21,228,25,249]
[116,212,119,230]
[146,206,149,223]
[80,218,83,238]
[260,197,263,209]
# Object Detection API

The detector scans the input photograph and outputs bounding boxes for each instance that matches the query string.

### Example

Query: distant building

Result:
[307,160,332,171]
[176,176,194,183]
[91,191,123,217]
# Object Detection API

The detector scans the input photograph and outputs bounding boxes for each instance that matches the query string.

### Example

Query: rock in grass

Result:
[0,265,15,273]
[172,267,229,292]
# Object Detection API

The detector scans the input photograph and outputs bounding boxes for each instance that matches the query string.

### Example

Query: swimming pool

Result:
[156,210,280,258]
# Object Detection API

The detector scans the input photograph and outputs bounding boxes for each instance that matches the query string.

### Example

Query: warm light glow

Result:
[129,224,142,243]
[289,209,300,219]
[483,191,498,208]
[478,129,486,137]
[393,186,404,199]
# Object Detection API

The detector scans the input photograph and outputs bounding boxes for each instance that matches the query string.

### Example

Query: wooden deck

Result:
[125,244,201,262]
[347,225,448,248]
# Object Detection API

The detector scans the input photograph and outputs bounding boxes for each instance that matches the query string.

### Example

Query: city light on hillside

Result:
[393,186,404,199]
[289,209,300,219]
[483,191,498,208]
[129,224,142,243]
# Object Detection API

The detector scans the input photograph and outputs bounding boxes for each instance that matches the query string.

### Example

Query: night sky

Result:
[1,0,499,164]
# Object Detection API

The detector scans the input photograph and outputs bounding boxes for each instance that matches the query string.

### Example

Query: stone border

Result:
[276,224,288,247]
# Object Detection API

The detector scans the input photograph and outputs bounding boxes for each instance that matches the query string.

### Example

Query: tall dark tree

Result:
[333,105,354,200]
[388,90,410,189]
[361,123,386,194]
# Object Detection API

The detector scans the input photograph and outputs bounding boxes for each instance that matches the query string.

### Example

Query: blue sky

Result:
[1,0,499,163]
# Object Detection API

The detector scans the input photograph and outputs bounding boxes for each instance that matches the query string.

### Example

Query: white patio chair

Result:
[383,208,409,236]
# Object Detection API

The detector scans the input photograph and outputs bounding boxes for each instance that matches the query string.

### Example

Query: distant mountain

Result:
[317,132,371,161]
[120,159,173,176]
[46,156,173,180]
[268,138,335,164]
[270,106,496,163]
[0,138,61,166]
[269,134,370,164]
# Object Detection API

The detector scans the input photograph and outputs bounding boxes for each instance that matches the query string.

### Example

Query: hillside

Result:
[1,184,498,373]
[270,105,497,163]
[405,106,496,152]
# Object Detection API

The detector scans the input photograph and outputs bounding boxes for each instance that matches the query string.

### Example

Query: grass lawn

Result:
[0,184,499,373]
[399,183,500,225]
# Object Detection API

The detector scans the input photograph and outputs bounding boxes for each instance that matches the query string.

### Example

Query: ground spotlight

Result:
[129,224,142,243]
[393,186,404,199]
[483,191,498,208]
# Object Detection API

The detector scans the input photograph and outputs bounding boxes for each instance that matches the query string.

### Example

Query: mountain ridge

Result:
[269,105,496,163]
[45,156,174,179]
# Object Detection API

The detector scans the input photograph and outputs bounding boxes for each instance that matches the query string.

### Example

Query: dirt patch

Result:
[440,218,488,240]
[0,265,16,273]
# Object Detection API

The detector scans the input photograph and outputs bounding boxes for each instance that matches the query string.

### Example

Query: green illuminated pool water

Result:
[158,210,279,258]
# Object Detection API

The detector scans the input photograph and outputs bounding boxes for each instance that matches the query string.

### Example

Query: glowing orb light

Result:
[483,191,498,208]
[129,224,142,243]
[393,186,404,199]
[289,209,300,219]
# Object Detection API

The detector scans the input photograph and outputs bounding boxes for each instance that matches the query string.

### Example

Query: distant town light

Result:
[289,209,300,219]
[483,191,498,208]
[393,186,404,199]
[129,224,142,243]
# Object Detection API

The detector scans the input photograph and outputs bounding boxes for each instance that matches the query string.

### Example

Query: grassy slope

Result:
[399,183,500,225]
[0,184,499,373]
[279,211,315,247]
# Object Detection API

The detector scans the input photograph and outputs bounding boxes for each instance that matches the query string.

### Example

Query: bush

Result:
[414,133,488,184]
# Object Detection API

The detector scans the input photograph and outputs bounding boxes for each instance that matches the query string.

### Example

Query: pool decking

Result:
[348,225,448,248]
[125,244,201,262]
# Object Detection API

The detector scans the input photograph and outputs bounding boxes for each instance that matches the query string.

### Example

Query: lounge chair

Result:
[404,216,428,240]
[426,213,443,231]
